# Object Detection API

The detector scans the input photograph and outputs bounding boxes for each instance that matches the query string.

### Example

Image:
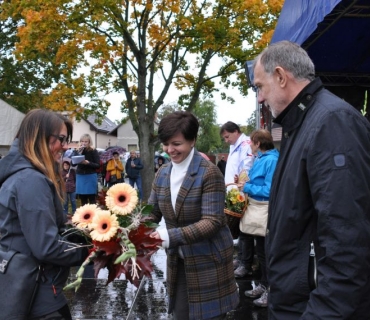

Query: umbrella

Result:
[105,146,126,152]
[100,146,126,162]
[199,152,210,160]
[160,152,170,159]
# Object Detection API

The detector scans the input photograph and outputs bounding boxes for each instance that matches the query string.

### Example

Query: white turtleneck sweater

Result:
[157,148,195,249]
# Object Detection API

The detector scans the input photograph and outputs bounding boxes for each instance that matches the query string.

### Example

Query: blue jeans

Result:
[128,176,142,200]
[64,192,76,214]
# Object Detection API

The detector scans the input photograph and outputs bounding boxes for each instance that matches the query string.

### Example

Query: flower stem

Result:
[63,250,98,292]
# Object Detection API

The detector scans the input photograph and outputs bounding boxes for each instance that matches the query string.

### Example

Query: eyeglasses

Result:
[51,135,70,146]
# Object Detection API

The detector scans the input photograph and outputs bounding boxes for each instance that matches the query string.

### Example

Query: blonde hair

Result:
[16,109,73,201]
[80,133,94,150]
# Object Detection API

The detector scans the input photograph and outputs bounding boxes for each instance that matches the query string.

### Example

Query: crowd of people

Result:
[1,41,370,319]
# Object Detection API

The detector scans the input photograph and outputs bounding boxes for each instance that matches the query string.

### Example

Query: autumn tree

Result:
[0,17,51,112]
[157,100,222,153]
[0,0,283,200]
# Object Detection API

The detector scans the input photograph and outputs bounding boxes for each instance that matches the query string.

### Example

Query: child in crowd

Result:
[62,160,76,215]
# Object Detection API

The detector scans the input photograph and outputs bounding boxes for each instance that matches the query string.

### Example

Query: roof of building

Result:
[85,114,118,133]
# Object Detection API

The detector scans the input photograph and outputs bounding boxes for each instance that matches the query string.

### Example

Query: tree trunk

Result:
[138,121,155,202]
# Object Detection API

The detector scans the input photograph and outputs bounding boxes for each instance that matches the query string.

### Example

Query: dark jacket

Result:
[0,140,87,317]
[267,78,370,319]
[125,156,143,179]
[148,150,239,319]
[62,166,76,193]
[155,156,165,173]
[76,148,100,174]
[216,159,227,176]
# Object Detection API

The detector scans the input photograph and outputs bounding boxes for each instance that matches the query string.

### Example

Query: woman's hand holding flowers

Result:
[62,183,162,292]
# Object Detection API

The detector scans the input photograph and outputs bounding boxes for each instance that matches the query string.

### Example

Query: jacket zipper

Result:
[51,267,63,297]
[309,241,318,289]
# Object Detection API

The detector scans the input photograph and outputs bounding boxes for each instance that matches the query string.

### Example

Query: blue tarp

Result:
[271,0,341,44]
[270,0,370,90]
[244,0,370,113]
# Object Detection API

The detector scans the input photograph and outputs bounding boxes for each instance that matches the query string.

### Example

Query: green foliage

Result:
[241,111,257,136]
[193,100,223,153]
[0,18,48,112]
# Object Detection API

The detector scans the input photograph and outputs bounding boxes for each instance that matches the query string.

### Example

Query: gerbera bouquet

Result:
[225,187,247,215]
[63,183,162,291]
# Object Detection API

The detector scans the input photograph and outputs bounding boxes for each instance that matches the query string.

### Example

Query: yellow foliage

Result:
[267,0,285,13]
[256,29,275,50]
[3,0,283,116]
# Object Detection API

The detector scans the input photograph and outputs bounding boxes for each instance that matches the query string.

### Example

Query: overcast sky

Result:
[106,87,256,126]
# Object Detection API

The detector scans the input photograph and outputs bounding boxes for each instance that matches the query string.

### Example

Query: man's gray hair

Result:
[254,41,315,81]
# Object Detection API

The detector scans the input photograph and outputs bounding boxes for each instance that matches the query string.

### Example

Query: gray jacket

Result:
[0,139,87,317]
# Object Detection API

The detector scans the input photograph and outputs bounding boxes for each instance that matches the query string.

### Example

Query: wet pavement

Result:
[65,247,268,320]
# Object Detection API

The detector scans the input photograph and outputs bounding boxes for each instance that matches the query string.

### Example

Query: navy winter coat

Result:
[267,78,370,319]
[125,157,143,179]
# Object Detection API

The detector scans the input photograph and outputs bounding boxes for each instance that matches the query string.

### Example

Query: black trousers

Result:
[79,194,96,206]
[237,232,255,269]
[255,236,268,287]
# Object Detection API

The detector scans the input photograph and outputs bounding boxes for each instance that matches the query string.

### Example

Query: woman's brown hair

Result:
[16,109,73,200]
[250,129,275,151]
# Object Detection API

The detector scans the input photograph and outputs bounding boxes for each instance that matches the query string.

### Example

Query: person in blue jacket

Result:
[238,129,279,308]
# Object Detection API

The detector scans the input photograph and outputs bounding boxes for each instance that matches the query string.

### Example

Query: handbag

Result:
[239,197,269,237]
[105,170,111,182]
[0,248,44,319]
[110,174,118,183]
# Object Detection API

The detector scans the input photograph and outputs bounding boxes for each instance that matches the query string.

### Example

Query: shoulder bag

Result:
[0,248,44,319]
[239,197,269,237]
[105,170,111,182]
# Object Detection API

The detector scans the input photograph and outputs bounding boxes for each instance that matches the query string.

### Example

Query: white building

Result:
[0,100,158,157]
[109,118,159,152]
[70,114,118,149]
[109,119,140,151]
[0,99,25,156]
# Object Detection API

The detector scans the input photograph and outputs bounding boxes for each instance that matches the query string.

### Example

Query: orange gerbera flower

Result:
[90,210,119,242]
[72,204,100,228]
[237,193,245,202]
[105,183,138,215]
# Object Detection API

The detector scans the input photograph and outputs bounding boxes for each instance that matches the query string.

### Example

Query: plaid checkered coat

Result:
[148,150,239,319]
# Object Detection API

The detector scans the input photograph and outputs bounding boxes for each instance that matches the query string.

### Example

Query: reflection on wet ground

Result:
[66,248,268,320]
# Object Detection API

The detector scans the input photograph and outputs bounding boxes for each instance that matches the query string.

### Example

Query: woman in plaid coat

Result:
[149,111,239,320]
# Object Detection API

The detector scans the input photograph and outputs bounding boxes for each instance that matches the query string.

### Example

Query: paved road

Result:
[65,248,268,320]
